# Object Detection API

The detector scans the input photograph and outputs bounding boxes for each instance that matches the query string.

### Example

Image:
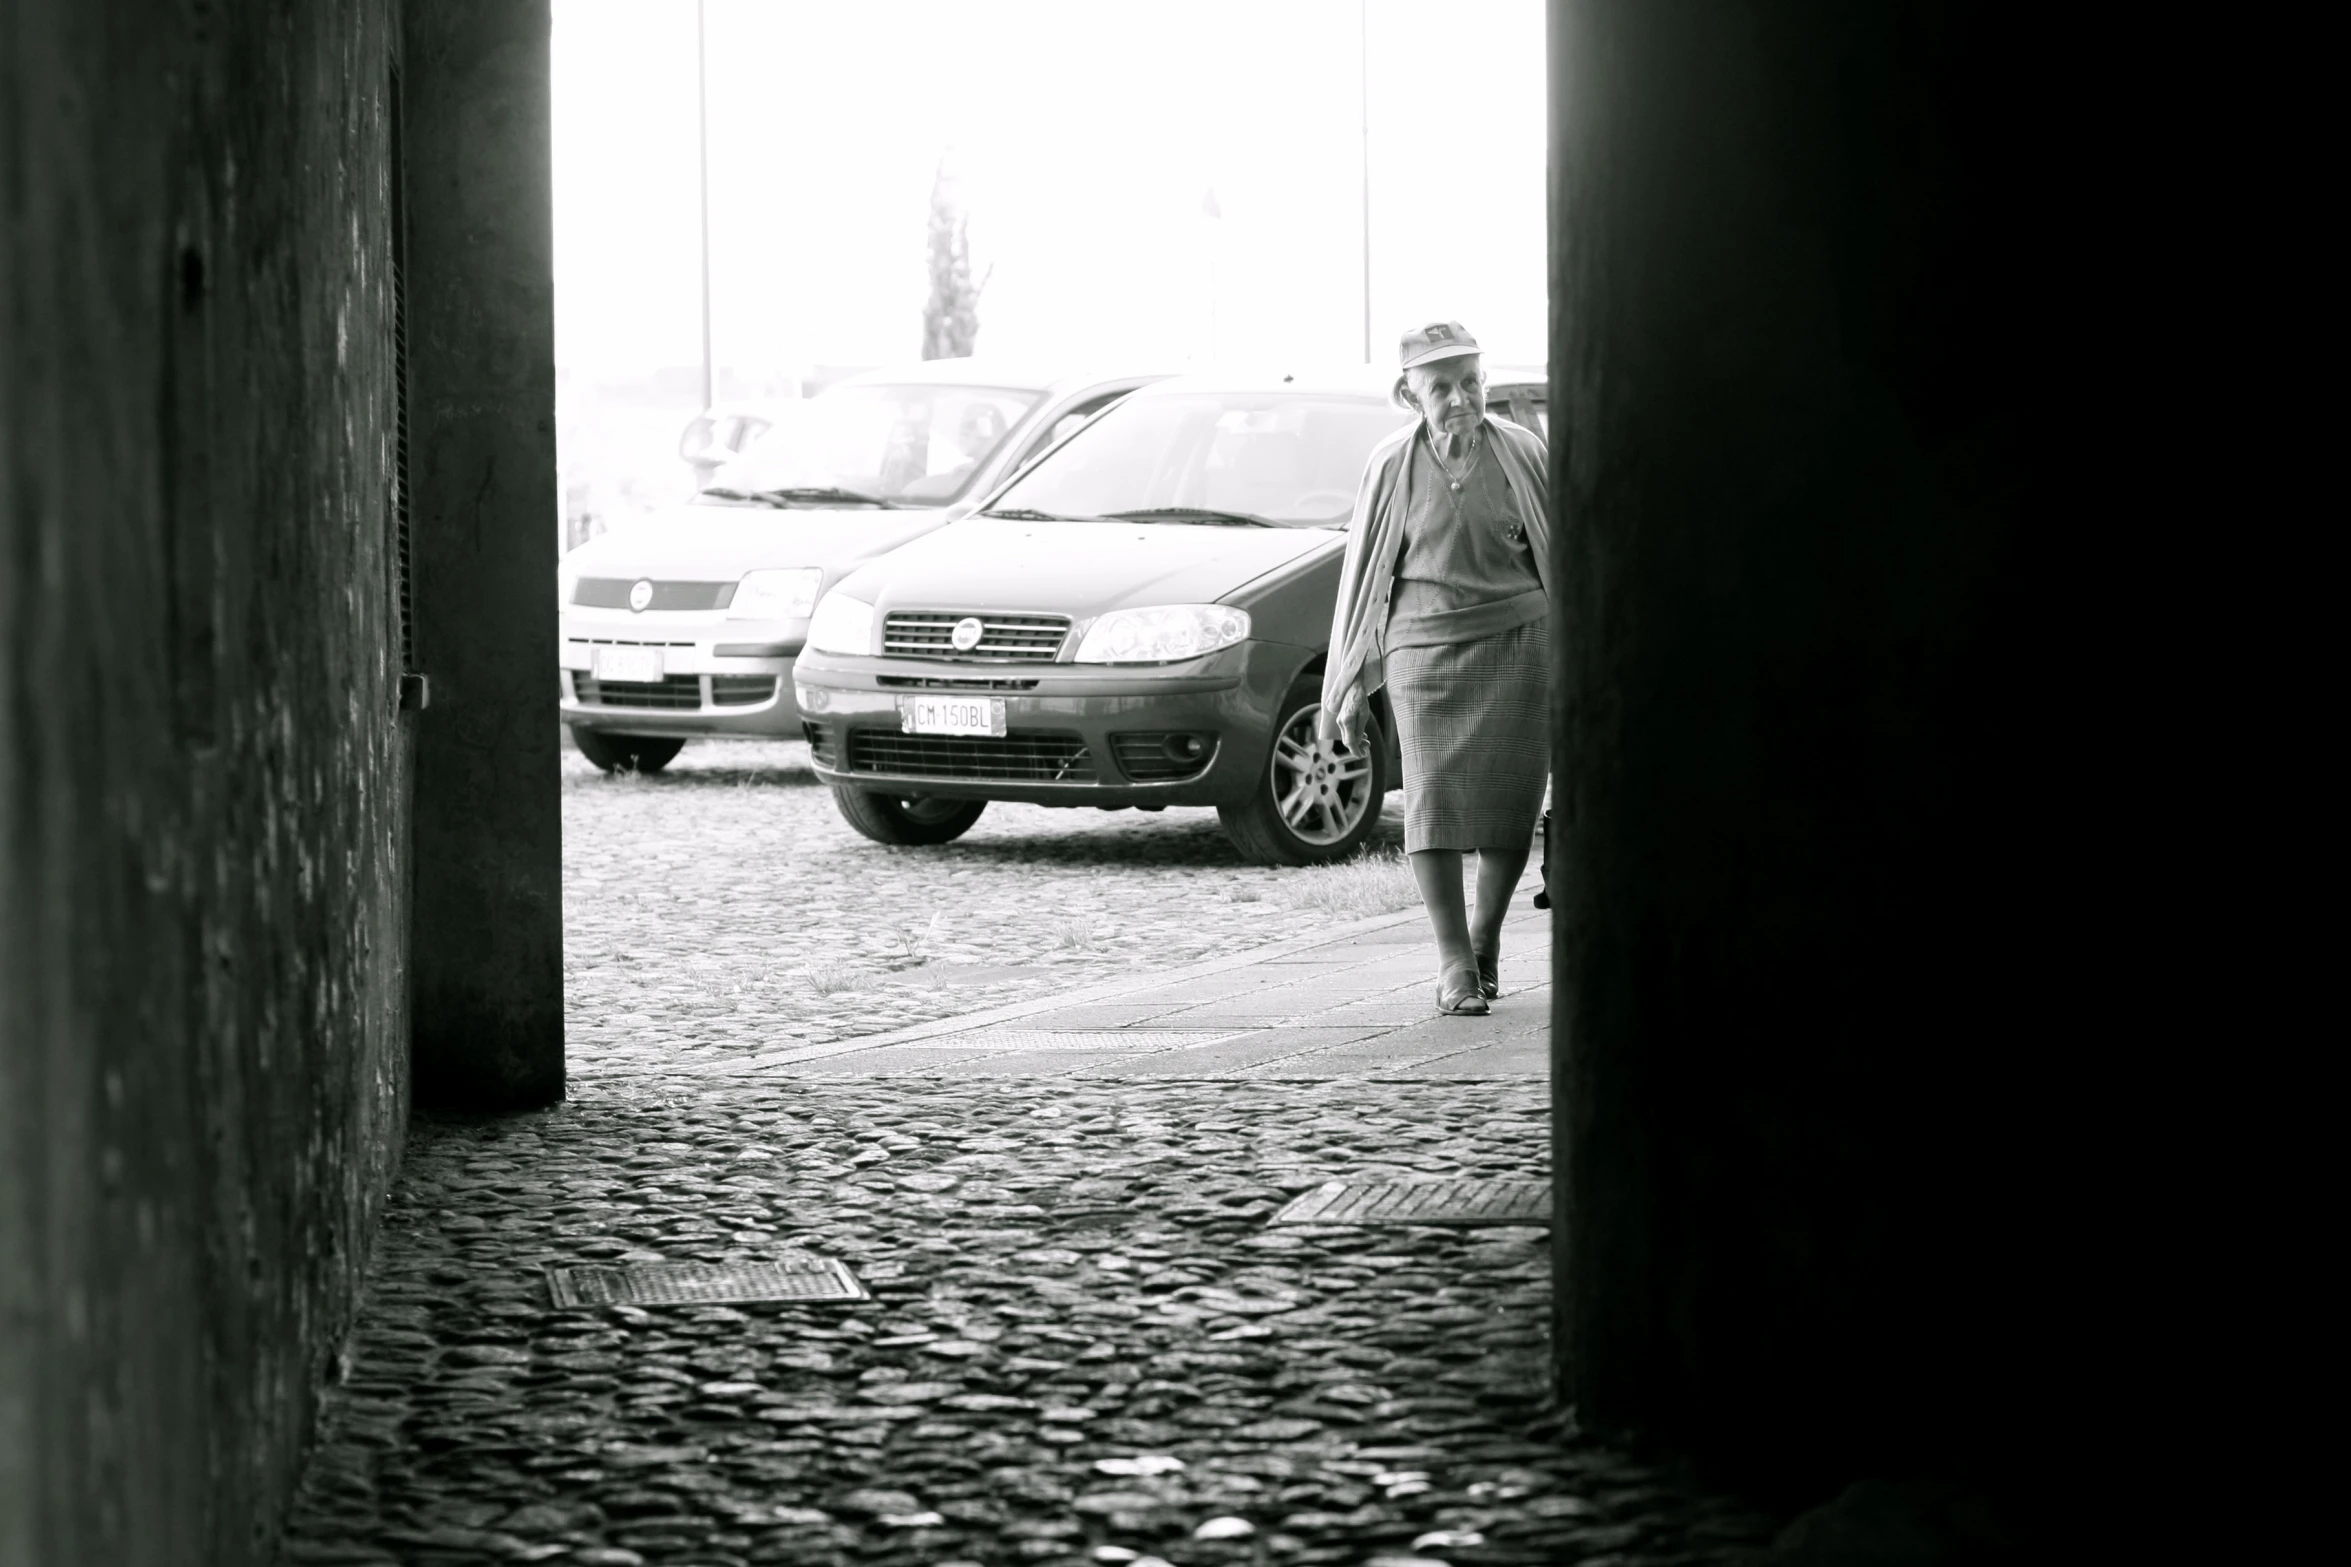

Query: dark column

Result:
[404,0,564,1108]
[1547,1,2076,1500]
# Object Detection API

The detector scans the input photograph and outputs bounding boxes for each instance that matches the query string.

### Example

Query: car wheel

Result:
[570,728,686,774]
[1217,677,1387,866]
[830,788,988,846]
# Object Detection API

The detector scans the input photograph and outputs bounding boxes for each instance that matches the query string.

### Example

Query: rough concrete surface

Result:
[1,3,416,1564]
[1548,0,2062,1493]
[405,0,565,1110]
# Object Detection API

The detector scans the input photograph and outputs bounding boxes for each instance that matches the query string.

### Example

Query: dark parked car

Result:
[790,366,1547,864]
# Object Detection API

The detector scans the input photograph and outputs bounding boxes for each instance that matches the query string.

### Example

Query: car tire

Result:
[1218,676,1388,866]
[830,787,988,846]
[570,728,686,774]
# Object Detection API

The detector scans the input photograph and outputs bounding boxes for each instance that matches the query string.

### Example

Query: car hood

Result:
[565,504,947,580]
[832,517,1343,617]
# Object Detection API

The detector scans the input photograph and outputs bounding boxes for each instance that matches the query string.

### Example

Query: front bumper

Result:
[791,639,1314,808]
[559,606,806,736]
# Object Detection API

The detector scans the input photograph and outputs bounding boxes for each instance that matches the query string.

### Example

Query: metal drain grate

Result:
[546,1256,868,1309]
[1272,1178,1552,1227]
[947,1031,1237,1052]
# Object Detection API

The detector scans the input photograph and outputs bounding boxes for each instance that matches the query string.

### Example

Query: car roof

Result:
[834,358,1079,394]
[1118,363,1549,401]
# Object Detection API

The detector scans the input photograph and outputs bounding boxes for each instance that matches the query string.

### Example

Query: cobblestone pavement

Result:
[282,1078,1779,1567]
[562,741,1417,1076]
[279,736,1785,1566]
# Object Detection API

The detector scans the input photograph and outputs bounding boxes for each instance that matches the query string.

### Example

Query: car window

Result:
[992,392,1413,527]
[1020,390,1132,469]
[701,383,1043,506]
[1489,387,1547,439]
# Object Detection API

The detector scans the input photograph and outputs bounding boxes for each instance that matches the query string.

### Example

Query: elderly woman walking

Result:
[1321,322,1551,1015]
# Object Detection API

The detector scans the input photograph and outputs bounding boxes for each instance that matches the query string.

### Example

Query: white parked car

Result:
[676,398,801,490]
[559,360,1169,772]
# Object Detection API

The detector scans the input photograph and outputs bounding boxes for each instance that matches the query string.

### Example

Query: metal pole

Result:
[1360,0,1372,363]
[696,0,714,410]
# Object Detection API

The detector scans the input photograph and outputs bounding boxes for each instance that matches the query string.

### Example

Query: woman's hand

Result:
[1317,684,1366,754]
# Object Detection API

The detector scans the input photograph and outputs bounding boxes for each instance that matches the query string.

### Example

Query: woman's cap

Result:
[1399,321,1481,369]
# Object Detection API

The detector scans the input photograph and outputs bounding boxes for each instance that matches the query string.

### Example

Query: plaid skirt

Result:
[1387,620,1550,852]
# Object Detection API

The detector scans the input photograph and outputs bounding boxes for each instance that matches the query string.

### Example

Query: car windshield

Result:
[699,382,1043,508]
[987,392,1413,528]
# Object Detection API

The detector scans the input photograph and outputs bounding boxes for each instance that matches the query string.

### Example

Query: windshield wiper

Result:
[1104,507,1281,528]
[980,506,1092,522]
[748,485,902,509]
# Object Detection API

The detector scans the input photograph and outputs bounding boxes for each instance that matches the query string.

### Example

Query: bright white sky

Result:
[551,0,1548,381]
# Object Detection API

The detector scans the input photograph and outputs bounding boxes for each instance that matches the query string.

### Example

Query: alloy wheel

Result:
[1269,703,1376,845]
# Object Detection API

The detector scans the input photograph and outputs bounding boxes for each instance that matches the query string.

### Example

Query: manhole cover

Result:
[546,1256,868,1309]
[948,1031,1236,1052]
[1271,1179,1551,1227]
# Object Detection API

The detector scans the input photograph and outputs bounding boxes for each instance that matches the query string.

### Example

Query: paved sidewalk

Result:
[707,871,1549,1082]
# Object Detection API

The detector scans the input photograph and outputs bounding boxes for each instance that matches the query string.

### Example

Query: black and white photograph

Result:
[3,3,2098,1564]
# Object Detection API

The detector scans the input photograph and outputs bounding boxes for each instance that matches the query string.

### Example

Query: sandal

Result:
[1437,963,1489,1016]
[1472,942,1500,1000]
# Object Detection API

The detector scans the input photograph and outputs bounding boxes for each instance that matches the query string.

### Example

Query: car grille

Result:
[803,722,837,767]
[876,674,1041,691]
[1110,731,1218,782]
[848,729,1095,782]
[574,675,702,709]
[573,578,738,611]
[709,675,777,707]
[882,611,1069,662]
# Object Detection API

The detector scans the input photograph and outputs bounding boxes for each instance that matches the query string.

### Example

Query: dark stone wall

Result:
[0,2,411,1562]
[1546,0,2070,1504]
[403,0,564,1112]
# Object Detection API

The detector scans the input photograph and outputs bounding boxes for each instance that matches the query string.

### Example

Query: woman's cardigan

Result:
[1320,413,1552,720]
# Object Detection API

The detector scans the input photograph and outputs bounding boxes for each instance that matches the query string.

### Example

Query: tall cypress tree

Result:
[922,158,983,360]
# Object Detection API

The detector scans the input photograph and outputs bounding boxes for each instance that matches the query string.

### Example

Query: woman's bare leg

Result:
[1410,850,1476,971]
[1470,843,1534,956]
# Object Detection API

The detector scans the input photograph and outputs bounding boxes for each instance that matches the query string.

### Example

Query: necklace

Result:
[1427,425,1481,491]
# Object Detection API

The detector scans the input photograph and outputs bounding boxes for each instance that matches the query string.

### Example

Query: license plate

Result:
[900,695,1006,737]
[593,645,664,683]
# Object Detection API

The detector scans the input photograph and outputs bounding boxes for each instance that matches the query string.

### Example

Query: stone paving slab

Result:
[1387,1039,1553,1078]
[737,866,1555,1082]
[1072,1029,1400,1079]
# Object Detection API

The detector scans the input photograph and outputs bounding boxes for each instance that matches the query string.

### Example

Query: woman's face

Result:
[1404,356,1488,437]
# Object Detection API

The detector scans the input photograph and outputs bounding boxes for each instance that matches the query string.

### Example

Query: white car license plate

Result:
[901,695,1006,737]
[593,645,664,683]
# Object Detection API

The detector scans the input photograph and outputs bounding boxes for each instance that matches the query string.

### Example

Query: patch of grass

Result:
[1047,916,1109,953]
[801,959,862,998]
[1272,847,1422,922]
[884,912,942,964]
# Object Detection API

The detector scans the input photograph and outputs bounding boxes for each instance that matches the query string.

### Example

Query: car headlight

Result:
[804,591,876,656]
[730,567,822,620]
[557,563,579,605]
[1072,604,1252,664]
